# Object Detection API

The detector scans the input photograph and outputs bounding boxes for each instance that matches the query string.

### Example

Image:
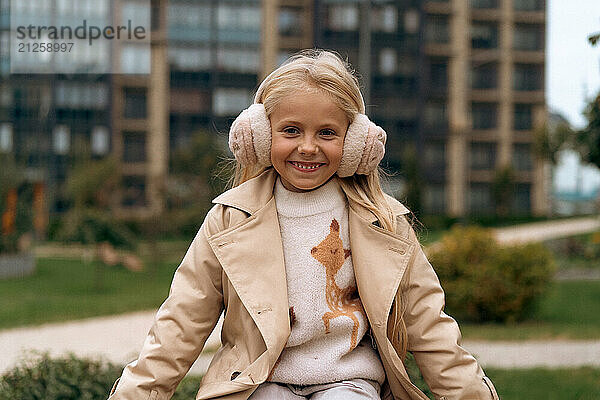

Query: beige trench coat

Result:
[108,168,499,400]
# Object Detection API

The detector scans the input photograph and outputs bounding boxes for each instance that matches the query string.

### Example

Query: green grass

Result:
[487,367,600,400]
[460,280,600,340]
[0,257,177,330]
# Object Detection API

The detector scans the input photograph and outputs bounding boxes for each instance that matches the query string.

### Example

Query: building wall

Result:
[0,0,548,219]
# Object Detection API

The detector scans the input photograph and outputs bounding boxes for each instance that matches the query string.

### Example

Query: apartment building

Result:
[0,0,547,220]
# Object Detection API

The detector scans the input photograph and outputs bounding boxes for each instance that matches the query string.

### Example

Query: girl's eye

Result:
[283,127,299,135]
[320,129,336,137]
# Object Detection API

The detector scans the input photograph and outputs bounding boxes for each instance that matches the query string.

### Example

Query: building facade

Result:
[0,0,547,221]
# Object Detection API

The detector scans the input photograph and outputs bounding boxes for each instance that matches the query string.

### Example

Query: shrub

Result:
[0,353,121,400]
[428,225,556,323]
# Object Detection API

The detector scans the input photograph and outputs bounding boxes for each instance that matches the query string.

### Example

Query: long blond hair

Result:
[230,49,409,357]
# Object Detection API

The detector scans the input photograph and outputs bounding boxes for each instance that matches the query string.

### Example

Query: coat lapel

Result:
[349,203,416,330]
[207,195,290,366]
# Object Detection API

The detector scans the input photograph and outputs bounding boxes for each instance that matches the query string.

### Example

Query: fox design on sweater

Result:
[311,219,365,350]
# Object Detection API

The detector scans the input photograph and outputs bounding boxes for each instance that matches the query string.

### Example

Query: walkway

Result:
[492,216,600,244]
[2,309,600,376]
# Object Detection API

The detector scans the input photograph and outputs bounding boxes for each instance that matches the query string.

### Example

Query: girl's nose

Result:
[298,136,318,155]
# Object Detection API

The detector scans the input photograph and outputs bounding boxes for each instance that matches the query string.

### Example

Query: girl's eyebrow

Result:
[277,119,345,129]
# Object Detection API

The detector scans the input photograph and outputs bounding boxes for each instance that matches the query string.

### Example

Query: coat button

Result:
[230,371,241,380]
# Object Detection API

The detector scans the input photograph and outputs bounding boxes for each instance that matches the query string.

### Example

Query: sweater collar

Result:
[212,168,409,222]
[273,177,346,217]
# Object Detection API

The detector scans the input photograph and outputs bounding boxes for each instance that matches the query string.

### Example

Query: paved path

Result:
[2,310,600,376]
[0,311,222,376]
[492,216,600,244]
[2,216,600,375]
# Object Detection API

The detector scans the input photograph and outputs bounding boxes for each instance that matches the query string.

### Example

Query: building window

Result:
[472,102,497,130]
[217,5,261,31]
[170,88,210,114]
[328,5,359,31]
[424,102,448,131]
[513,183,531,214]
[512,143,533,171]
[53,125,70,155]
[425,15,449,43]
[0,31,8,58]
[0,123,12,152]
[403,9,420,34]
[91,126,110,156]
[279,7,303,36]
[124,88,147,119]
[424,142,446,170]
[470,183,494,214]
[213,88,252,116]
[424,184,446,214]
[379,48,397,76]
[373,5,397,33]
[123,131,146,163]
[169,46,212,71]
[470,0,498,8]
[514,104,533,130]
[216,47,260,73]
[514,24,544,51]
[122,175,147,207]
[470,142,496,170]
[513,64,543,91]
[168,3,211,28]
[430,60,448,90]
[122,0,151,28]
[471,23,498,49]
[55,82,108,110]
[0,83,11,107]
[120,44,151,74]
[471,63,498,89]
[514,0,544,11]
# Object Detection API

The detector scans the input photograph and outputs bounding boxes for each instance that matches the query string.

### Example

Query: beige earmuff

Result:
[228,103,386,177]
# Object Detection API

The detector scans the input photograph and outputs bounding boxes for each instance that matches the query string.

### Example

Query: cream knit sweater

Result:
[268,178,385,385]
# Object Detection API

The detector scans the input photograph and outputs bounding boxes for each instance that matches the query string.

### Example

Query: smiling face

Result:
[269,89,349,192]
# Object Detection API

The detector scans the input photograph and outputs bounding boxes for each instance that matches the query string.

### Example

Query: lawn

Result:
[460,280,600,340]
[486,367,600,400]
[0,257,177,330]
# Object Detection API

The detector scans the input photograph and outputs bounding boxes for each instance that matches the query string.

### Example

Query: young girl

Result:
[108,50,498,400]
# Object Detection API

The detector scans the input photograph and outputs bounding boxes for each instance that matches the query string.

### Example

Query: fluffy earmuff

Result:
[228,104,386,177]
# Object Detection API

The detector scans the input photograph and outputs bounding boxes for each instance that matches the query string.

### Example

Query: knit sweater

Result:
[268,177,385,385]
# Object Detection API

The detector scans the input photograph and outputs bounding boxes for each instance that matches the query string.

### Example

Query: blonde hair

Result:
[231,49,408,357]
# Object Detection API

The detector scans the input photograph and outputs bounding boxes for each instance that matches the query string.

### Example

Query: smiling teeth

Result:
[291,162,321,170]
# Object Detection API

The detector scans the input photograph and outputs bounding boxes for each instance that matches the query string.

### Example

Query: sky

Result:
[547,0,600,193]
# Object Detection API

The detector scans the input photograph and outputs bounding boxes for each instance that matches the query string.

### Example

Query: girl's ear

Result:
[229,103,272,168]
[337,114,387,177]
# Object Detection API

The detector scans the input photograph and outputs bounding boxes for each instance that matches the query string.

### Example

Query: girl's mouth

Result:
[289,161,325,171]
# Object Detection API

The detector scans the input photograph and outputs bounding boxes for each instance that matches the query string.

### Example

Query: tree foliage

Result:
[534,120,574,166]
[576,93,600,170]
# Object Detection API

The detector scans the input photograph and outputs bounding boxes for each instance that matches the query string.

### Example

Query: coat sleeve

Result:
[401,220,499,400]
[108,207,226,400]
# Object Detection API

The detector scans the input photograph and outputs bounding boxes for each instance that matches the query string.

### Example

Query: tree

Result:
[492,165,516,217]
[533,119,574,166]
[576,93,600,169]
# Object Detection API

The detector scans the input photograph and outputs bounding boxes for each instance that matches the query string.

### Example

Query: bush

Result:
[0,353,121,400]
[0,353,206,400]
[51,208,137,250]
[428,226,556,323]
